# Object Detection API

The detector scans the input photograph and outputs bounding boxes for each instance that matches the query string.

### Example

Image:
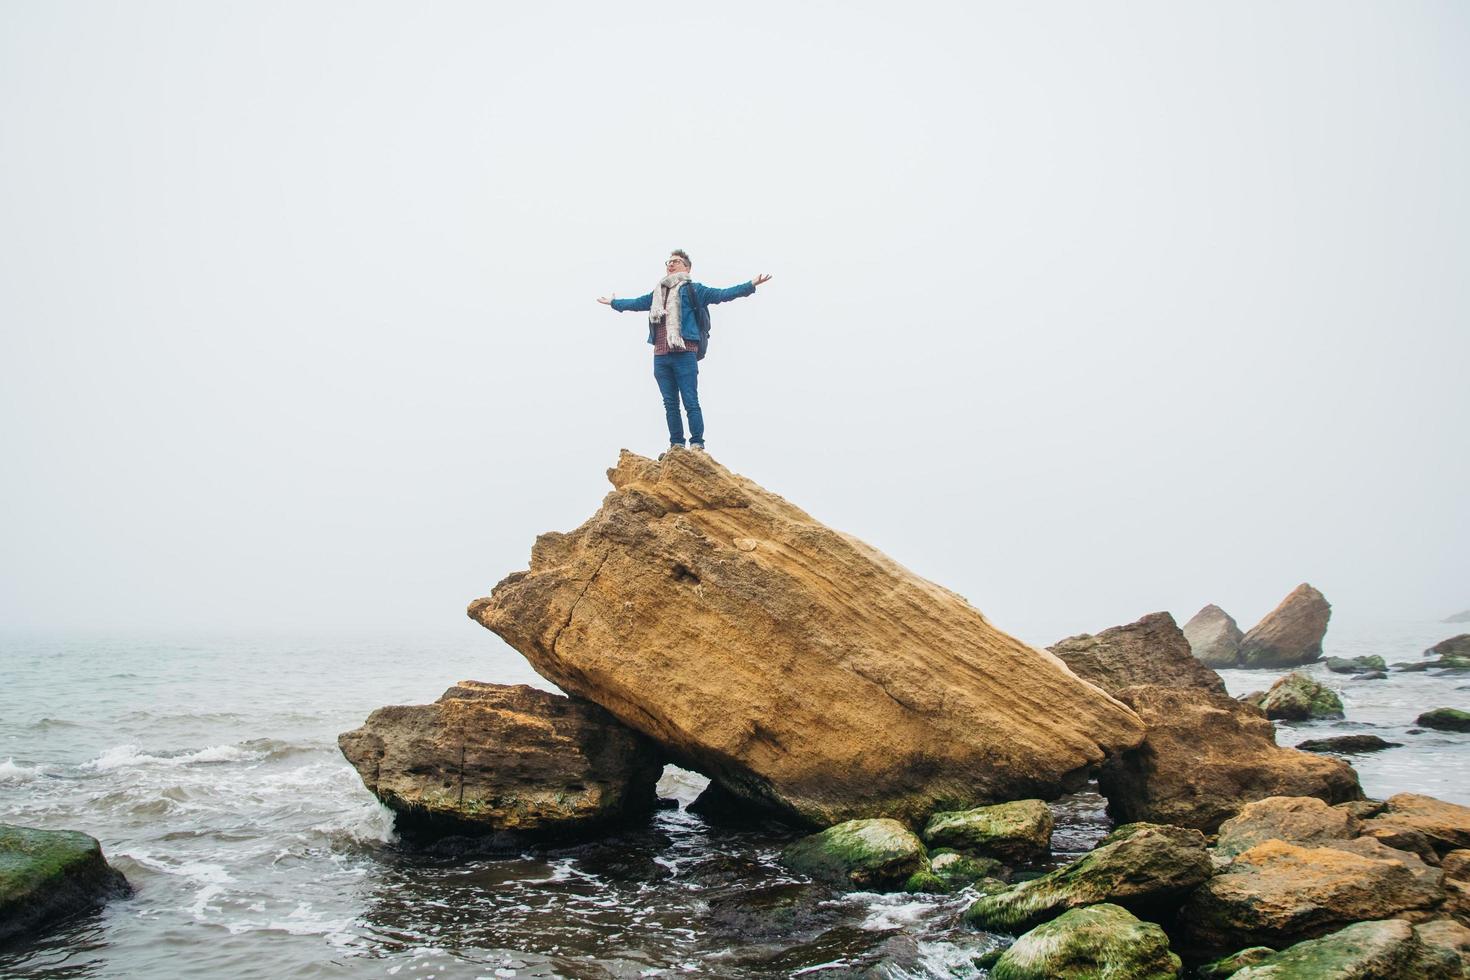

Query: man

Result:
[598,250,771,454]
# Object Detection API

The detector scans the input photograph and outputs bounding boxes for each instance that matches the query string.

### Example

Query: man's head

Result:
[666,250,691,274]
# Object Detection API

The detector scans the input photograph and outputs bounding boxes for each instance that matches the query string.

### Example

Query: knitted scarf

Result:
[650,272,691,350]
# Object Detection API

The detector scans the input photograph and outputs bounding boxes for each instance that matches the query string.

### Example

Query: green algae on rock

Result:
[1417,708,1470,732]
[1196,946,1276,978]
[1324,655,1387,674]
[990,903,1182,980]
[1230,918,1460,979]
[921,799,1053,864]
[779,818,928,891]
[1257,672,1343,721]
[964,822,1210,932]
[0,824,131,945]
[929,850,1005,890]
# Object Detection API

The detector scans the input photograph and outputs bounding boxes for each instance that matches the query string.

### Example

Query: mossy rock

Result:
[964,822,1211,932]
[1433,656,1470,671]
[929,850,1005,889]
[990,903,1182,979]
[779,818,927,891]
[1230,918,1460,979]
[1325,655,1387,674]
[1196,946,1276,978]
[0,824,132,944]
[922,799,1053,864]
[1416,708,1470,732]
[1259,672,1344,721]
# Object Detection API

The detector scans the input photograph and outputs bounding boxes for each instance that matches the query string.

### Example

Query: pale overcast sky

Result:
[1,1,1466,646]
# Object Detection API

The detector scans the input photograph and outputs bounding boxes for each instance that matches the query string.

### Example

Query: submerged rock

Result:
[1096,685,1362,833]
[1178,838,1445,953]
[1047,612,1226,696]
[778,818,928,891]
[337,681,664,837]
[1418,708,1470,732]
[0,824,131,945]
[964,822,1210,932]
[1213,795,1359,858]
[469,450,1146,827]
[1230,918,1461,979]
[921,800,1052,864]
[1295,734,1401,754]
[1257,672,1344,721]
[1239,584,1331,669]
[990,903,1182,980]
[1183,604,1245,669]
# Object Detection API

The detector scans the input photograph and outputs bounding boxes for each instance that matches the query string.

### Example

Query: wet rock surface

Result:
[1096,685,1361,833]
[1048,611,1226,696]
[1419,708,1470,732]
[1256,671,1344,721]
[1230,918,1461,979]
[990,903,1182,980]
[469,449,1146,827]
[1239,584,1332,669]
[778,818,928,891]
[921,800,1053,865]
[338,681,665,837]
[1296,733,1402,753]
[0,825,131,946]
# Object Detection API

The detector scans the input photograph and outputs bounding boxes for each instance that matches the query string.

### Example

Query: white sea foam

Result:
[0,758,42,782]
[83,742,267,772]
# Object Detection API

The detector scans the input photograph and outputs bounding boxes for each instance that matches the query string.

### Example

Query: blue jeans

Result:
[653,352,702,446]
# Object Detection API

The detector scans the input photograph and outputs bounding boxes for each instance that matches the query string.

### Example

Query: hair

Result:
[669,249,691,269]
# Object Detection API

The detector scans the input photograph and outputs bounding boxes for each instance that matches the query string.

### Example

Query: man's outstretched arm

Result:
[597,291,653,312]
[697,273,773,305]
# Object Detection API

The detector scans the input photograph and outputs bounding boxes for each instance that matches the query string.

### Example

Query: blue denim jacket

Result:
[610,281,756,345]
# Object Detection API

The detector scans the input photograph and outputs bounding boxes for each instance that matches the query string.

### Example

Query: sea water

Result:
[1,618,1466,978]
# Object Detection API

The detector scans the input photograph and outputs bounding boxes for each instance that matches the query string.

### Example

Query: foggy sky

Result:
[2,1,1467,647]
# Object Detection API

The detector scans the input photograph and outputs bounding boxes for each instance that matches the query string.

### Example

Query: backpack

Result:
[683,283,712,361]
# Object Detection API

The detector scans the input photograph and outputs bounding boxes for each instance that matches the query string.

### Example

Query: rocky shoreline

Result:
[329,449,1469,978]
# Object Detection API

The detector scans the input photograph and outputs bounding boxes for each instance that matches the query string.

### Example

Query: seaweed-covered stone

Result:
[1295,734,1401,754]
[1183,604,1245,668]
[1197,946,1276,978]
[1239,584,1331,669]
[1230,918,1460,979]
[929,850,1004,889]
[0,825,131,945]
[338,681,665,837]
[1325,655,1387,674]
[965,823,1210,932]
[1047,612,1227,696]
[1097,685,1362,833]
[1360,793,1470,857]
[1257,672,1343,721]
[779,818,927,891]
[1417,708,1470,732]
[1435,656,1470,671]
[990,903,1182,980]
[921,800,1053,864]
[1214,796,1358,858]
[1178,839,1445,953]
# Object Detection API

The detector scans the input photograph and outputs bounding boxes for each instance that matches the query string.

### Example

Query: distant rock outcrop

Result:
[338,681,664,837]
[1444,610,1470,624]
[1096,685,1362,833]
[469,450,1146,827]
[1239,584,1332,669]
[1182,604,1245,668]
[1427,634,1470,659]
[1048,611,1227,696]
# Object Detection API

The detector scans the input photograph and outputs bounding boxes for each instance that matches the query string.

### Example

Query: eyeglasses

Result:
[666,257,687,266]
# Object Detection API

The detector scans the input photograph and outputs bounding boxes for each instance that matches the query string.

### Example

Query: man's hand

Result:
[752,274,772,288]
[596,295,614,305]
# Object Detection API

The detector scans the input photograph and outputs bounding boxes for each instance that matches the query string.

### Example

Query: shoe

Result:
[691,443,706,453]
[658,444,684,461]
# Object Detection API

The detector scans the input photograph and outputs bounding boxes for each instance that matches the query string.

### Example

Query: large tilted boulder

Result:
[1177,838,1445,953]
[338,681,664,837]
[964,822,1211,932]
[1096,685,1362,833]
[0,825,131,945]
[1182,604,1245,668]
[1047,612,1226,697]
[1238,584,1331,669]
[469,450,1146,827]
[990,904,1183,980]
[1230,919,1462,980]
